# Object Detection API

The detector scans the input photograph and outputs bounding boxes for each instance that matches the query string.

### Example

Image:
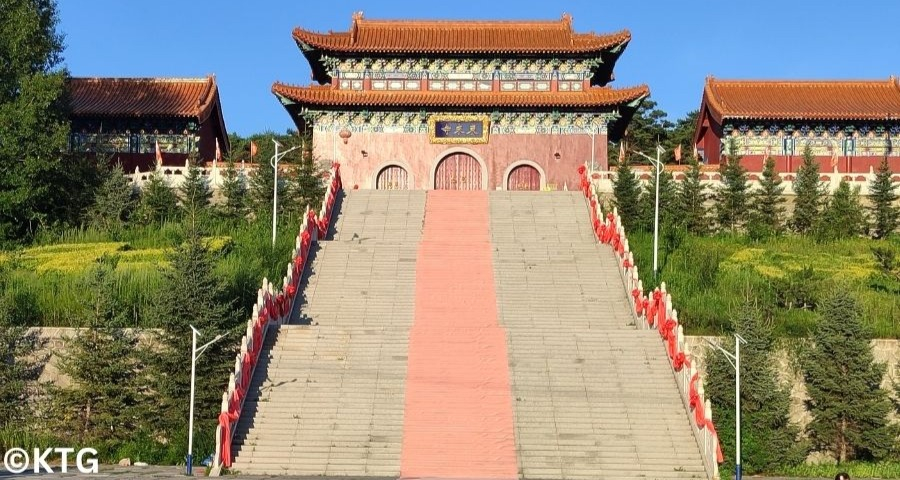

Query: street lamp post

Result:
[705,334,747,480]
[270,139,301,247]
[186,325,224,476]
[633,145,665,278]
[587,130,596,172]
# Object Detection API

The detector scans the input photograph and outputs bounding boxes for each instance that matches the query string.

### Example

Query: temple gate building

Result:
[273,13,648,190]
[67,76,229,171]
[694,77,900,174]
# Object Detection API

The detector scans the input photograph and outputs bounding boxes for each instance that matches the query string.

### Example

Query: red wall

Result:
[314,130,607,190]
[734,154,896,174]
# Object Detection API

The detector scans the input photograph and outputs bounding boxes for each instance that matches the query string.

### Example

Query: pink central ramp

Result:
[400,191,518,480]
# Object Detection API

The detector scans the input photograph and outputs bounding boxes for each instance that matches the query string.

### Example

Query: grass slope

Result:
[629,231,900,338]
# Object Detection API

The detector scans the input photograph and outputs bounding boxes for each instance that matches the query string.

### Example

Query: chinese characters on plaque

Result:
[428,115,490,144]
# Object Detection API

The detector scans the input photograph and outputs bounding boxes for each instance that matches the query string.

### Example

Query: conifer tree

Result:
[249,157,286,220]
[612,155,642,233]
[706,299,805,474]
[748,156,786,238]
[144,221,237,436]
[869,157,899,239]
[676,155,709,235]
[85,163,136,231]
[637,164,677,232]
[816,180,866,241]
[46,255,145,444]
[0,267,47,429]
[801,290,897,462]
[219,158,247,220]
[791,144,825,234]
[715,138,750,231]
[135,170,179,224]
[178,156,211,213]
[290,140,325,212]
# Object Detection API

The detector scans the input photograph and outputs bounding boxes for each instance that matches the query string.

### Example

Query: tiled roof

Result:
[67,76,221,121]
[702,76,900,122]
[271,83,649,109]
[292,13,630,54]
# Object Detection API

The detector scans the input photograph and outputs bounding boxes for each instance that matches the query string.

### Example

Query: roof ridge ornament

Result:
[351,11,363,43]
[561,12,572,26]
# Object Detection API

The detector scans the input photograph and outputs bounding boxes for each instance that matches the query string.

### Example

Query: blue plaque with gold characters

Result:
[428,115,490,144]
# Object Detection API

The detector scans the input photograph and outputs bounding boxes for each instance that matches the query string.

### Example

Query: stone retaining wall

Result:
[684,336,899,429]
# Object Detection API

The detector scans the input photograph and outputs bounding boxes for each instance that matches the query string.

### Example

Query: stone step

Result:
[230,191,421,473]
[231,191,708,480]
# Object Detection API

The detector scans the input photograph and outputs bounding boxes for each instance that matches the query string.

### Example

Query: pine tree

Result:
[219,158,247,220]
[637,164,677,233]
[0,266,48,428]
[706,299,805,473]
[289,140,325,211]
[248,158,286,220]
[612,156,642,233]
[869,157,899,239]
[135,170,178,224]
[816,180,866,241]
[46,255,145,444]
[144,221,238,437]
[715,138,750,231]
[85,163,136,231]
[791,144,825,234]
[178,156,211,214]
[676,155,709,235]
[801,290,897,462]
[748,156,786,238]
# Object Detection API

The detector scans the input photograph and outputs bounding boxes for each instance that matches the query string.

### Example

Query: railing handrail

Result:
[209,163,342,476]
[578,164,723,480]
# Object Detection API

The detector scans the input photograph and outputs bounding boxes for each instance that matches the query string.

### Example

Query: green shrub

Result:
[627,231,900,337]
[772,266,821,311]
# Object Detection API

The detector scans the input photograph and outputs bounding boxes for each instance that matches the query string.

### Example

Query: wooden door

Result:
[507,164,541,191]
[434,153,482,190]
[376,165,409,190]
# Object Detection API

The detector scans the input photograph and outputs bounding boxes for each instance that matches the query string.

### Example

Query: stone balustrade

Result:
[210,163,342,475]
[579,164,724,480]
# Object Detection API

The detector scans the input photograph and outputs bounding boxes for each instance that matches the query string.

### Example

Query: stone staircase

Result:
[228,189,708,479]
[229,191,424,476]
[491,191,707,480]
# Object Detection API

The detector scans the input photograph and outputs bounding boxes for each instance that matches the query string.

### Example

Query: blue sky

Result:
[59,1,900,136]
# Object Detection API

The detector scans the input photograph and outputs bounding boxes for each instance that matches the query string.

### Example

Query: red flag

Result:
[155,139,163,167]
[674,144,682,163]
[249,140,258,161]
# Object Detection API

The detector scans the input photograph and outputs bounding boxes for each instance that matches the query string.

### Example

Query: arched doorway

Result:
[434,152,482,190]
[376,164,409,190]
[506,164,541,191]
